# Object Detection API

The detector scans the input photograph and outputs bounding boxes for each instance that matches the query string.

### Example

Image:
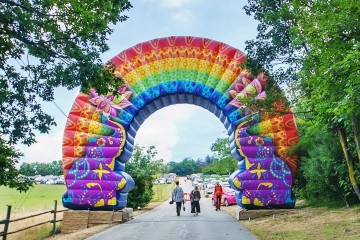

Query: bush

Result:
[294,120,358,206]
[126,146,158,208]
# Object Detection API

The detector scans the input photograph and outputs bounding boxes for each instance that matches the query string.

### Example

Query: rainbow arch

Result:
[62,36,299,210]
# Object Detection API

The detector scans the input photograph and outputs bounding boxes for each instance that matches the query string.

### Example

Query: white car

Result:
[158,178,166,184]
[206,184,215,194]
[45,179,56,185]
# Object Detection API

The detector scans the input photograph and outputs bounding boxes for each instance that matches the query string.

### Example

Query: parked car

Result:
[205,184,215,194]
[211,187,236,207]
[166,178,173,184]
[45,179,56,185]
[196,178,203,188]
[158,178,166,184]
[55,178,65,184]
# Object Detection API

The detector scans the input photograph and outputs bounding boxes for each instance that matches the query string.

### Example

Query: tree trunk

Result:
[338,190,350,208]
[351,114,360,163]
[337,125,360,201]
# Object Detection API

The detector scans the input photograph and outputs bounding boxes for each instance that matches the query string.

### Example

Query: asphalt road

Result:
[87,178,258,240]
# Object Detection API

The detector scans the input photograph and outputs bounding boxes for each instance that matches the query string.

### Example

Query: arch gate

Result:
[62,36,299,210]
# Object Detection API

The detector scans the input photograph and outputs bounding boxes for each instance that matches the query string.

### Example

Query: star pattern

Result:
[250,163,266,179]
[93,163,110,180]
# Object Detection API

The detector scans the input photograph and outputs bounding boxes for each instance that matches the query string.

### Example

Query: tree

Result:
[0,0,132,190]
[126,145,165,208]
[244,0,360,201]
[243,0,303,85]
[293,120,357,206]
[48,160,63,175]
[167,158,198,176]
[204,155,215,166]
[195,157,210,172]
[19,162,36,176]
[19,160,63,176]
[149,158,168,178]
[202,137,237,175]
[0,138,32,191]
[291,0,360,200]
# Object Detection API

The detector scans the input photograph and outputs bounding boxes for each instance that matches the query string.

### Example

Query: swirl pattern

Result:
[62,36,298,210]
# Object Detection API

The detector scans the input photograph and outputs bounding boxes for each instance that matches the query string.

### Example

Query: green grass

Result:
[0,183,172,240]
[0,184,66,216]
[13,224,57,240]
[304,199,356,209]
[152,183,174,202]
[0,182,173,216]
[242,204,360,240]
[0,183,173,215]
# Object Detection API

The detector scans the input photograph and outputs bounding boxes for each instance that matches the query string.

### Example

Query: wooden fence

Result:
[0,200,67,240]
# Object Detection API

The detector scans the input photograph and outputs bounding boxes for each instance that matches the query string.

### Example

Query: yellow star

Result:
[250,163,266,179]
[93,163,109,180]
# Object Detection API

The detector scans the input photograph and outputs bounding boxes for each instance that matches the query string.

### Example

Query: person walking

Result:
[190,185,201,216]
[214,181,223,211]
[171,180,184,216]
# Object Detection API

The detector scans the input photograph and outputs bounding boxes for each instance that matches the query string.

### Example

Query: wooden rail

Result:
[0,200,68,240]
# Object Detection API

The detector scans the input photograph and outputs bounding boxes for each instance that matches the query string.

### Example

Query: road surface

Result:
[87,178,258,240]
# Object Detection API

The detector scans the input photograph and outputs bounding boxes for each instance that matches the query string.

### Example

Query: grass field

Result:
[0,183,174,240]
[0,183,174,217]
[241,205,360,240]
[0,185,66,240]
[0,184,66,216]
[221,201,360,240]
[152,183,174,202]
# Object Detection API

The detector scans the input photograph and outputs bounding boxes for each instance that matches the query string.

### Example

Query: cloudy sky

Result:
[18,0,258,164]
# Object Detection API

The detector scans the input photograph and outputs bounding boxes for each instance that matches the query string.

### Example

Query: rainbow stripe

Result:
[109,37,245,121]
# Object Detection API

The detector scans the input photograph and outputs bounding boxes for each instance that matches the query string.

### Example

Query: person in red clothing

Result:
[214,181,223,211]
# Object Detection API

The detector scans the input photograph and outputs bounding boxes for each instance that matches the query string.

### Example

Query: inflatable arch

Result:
[62,36,299,210]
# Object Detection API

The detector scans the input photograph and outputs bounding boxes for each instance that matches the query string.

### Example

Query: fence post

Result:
[86,209,90,229]
[52,200,57,236]
[3,205,11,240]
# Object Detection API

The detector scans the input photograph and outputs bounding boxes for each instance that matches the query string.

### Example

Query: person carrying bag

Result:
[190,185,201,216]
[171,180,185,216]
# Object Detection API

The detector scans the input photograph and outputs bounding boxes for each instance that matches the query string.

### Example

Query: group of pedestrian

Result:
[171,179,223,216]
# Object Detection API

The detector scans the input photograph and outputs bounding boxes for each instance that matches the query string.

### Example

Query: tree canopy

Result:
[19,160,63,176]
[165,138,237,176]
[202,138,237,175]
[0,0,132,191]
[126,145,167,208]
[167,157,198,176]
[244,0,360,200]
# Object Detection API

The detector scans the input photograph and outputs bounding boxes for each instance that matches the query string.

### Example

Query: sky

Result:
[18,0,258,164]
